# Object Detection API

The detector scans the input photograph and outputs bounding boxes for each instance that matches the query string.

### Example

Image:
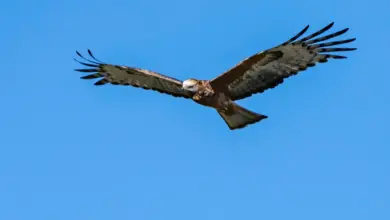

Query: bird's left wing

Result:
[74,50,193,99]
[210,22,356,100]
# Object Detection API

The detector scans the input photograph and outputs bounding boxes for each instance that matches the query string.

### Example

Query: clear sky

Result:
[1,0,389,219]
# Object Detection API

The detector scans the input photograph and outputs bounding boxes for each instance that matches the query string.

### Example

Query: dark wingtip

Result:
[324,22,335,30]
[74,49,104,65]
[94,79,108,86]
[80,73,102,79]
[281,24,310,45]
[73,58,99,67]
[87,49,104,63]
[328,54,348,59]
[74,68,97,72]
[302,25,310,33]
[341,28,350,34]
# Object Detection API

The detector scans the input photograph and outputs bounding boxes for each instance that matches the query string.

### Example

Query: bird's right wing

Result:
[74,50,193,99]
[210,22,356,100]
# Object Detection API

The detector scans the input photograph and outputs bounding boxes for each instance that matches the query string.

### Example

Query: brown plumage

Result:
[74,22,356,130]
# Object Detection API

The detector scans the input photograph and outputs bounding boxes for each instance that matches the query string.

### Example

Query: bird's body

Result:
[74,22,356,130]
[182,79,264,125]
[184,79,227,110]
[194,90,232,114]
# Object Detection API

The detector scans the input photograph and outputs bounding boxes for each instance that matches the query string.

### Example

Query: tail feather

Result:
[218,103,267,130]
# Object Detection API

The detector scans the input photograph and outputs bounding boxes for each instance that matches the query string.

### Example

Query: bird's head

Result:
[182,78,200,92]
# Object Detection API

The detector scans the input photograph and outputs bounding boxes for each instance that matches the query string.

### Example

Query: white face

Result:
[182,79,199,92]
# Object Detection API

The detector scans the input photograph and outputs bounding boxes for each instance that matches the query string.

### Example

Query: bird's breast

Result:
[193,89,230,110]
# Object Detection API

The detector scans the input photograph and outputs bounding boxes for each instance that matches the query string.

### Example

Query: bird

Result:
[74,22,356,130]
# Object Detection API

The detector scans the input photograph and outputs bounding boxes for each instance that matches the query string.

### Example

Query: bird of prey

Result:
[74,22,356,130]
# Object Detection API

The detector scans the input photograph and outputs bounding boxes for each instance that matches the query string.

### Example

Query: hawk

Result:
[74,22,356,130]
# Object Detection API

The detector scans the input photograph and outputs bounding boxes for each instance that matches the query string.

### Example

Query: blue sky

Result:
[1,0,389,219]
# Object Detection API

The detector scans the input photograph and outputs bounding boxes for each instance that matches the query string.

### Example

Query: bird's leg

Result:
[217,100,231,113]
[193,94,201,101]
[193,87,214,101]
[199,87,214,97]
[203,89,214,96]
[222,100,230,112]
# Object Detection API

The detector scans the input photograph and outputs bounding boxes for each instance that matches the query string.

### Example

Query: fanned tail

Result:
[218,103,267,130]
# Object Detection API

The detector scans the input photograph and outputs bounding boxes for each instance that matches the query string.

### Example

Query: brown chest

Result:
[193,85,231,110]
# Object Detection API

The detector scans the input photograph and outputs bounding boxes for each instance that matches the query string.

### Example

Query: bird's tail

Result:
[217,103,267,130]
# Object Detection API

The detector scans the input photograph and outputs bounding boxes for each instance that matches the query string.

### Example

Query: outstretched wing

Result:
[74,50,193,99]
[210,22,356,100]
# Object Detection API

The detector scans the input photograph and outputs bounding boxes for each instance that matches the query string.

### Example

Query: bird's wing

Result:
[74,50,193,99]
[210,22,356,100]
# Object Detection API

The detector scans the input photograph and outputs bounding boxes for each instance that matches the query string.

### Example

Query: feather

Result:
[74,68,98,72]
[281,25,310,45]
[76,51,101,65]
[316,47,357,52]
[295,22,334,44]
[80,73,102,79]
[310,38,356,48]
[87,49,105,64]
[305,28,349,45]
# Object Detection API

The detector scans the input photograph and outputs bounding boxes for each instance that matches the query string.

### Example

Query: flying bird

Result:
[74,22,356,130]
